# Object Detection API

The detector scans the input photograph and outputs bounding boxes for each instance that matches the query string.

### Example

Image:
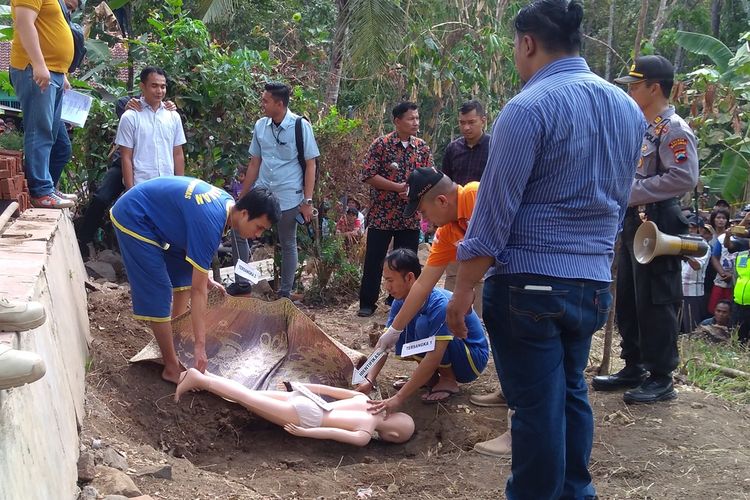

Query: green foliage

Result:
[302,232,362,304]
[0,130,23,151]
[679,335,750,404]
[675,31,734,72]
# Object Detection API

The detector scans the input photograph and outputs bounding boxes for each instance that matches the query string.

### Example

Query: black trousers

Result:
[736,304,750,344]
[616,201,687,376]
[359,227,419,308]
[77,162,124,245]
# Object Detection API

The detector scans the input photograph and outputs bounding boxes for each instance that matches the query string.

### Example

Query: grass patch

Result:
[679,332,750,404]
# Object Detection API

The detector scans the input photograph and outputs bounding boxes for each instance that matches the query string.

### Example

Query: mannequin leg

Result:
[176,369,299,426]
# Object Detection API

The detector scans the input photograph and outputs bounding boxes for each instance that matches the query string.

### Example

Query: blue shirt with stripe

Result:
[111,176,232,272]
[457,57,646,282]
[388,288,488,356]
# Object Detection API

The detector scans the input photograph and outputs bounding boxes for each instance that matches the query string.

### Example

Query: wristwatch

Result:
[304,198,314,206]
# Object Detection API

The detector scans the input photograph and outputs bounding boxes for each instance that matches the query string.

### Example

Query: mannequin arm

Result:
[283,424,372,446]
[300,383,364,400]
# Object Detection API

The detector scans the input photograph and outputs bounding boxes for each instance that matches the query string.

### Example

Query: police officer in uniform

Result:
[592,55,699,403]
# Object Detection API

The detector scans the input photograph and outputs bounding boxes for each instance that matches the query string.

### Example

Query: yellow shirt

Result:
[426,182,479,267]
[10,0,74,74]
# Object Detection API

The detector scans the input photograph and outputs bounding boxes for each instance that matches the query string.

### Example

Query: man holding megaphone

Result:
[592,56,699,404]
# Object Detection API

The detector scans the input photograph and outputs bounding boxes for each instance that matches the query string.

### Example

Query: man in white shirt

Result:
[115,67,186,189]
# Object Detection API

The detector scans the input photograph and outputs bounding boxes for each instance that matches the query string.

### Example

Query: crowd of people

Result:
[3,0,749,499]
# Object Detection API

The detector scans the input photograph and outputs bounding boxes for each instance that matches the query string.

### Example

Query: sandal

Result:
[421,388,459,405]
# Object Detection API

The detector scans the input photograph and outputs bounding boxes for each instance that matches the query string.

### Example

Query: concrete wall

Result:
[0,209,90,500]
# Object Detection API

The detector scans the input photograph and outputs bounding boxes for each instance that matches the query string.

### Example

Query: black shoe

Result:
[591,365,647,391]
[227,282,252,296]
[623,375,677,404]
[78,239,90,261]
[357,305,377,317]
[384,295,394,306]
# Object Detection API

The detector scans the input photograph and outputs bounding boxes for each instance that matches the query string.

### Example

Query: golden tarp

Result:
[131,294,366,389]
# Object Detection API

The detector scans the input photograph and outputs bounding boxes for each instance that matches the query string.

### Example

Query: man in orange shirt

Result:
[367,167,512,456]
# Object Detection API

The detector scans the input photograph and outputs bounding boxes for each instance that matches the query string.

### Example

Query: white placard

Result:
[351,349,387,385]
[400,336,436,357]
[290,382,334,411]
[61,90,92,128]
[233,258,274,284]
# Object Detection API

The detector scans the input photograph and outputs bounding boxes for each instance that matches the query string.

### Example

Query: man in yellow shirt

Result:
[10,0,76,209]
[365,167,512,456]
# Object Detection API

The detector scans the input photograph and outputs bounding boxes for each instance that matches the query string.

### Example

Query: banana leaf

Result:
[675,31,733,73]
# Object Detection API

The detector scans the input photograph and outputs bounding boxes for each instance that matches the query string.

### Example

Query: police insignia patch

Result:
[669,138,688,163]
[654,123,670,136]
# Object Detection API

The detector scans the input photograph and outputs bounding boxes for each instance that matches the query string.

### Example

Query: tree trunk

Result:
[495,0,509,24]
[324,0,350,107]
[673,18,685,72]
[633,0,649,58]
[711,0,723,39]
[649,0,672,45]
[599,239,620,376]
[605,0,615,80]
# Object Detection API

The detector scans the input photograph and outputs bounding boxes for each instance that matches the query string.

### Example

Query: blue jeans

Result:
[10,65,71,197]
[483,274,611,500]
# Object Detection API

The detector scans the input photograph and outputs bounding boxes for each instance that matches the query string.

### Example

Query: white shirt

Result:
[682,248,710,296]
[115,98,187,185]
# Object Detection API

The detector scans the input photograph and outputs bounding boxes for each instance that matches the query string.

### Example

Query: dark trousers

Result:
[359,227,419,308]
[736,304,750,344]
[616,202,686,375]
[484,274,609,500]
[77,162,124,245]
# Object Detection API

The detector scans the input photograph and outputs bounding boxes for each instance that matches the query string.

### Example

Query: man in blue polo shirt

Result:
[364,248,489,412]
[110,176,280,383]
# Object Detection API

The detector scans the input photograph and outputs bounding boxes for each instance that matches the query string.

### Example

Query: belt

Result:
[628,197,679,216]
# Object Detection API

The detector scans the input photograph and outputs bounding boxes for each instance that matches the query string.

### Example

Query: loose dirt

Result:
[82,287,750,499]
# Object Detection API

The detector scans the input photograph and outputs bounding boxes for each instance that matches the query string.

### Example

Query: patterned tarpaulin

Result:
[130,293,366,390]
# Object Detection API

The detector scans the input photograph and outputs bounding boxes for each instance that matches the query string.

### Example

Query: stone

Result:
[102,496,129,500]
[85,261,117,282]
[103,447,129,471]
[96,249,124,275]
[91,438,104,449]
[78,485,99,500]
[280,457,304,468]
[77,451,96,482]
[136,464,173,480]
[91,465,142,497]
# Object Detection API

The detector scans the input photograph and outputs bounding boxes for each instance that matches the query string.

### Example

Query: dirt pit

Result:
[82,287,750,499]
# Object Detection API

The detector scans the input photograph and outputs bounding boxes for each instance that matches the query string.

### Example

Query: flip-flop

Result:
[421,388,459,405]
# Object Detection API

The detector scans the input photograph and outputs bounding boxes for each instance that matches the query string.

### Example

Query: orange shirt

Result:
[425,182,479,267]
[11,0,74,74]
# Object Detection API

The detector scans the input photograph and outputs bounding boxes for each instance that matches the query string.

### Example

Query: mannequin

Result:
[175,368,415,446]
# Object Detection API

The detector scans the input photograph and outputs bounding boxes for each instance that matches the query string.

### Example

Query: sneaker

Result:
[226,282,252,296]
[473,430,512,457]
[0,344,46,390]
[54,190,78,202]
[31,193,74,209]
[469,389,507,407]
[0,298,46,332]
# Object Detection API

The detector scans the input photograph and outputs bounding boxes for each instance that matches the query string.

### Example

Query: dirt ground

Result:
[82,286,750,500]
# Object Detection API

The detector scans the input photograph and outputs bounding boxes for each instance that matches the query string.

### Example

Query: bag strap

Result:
[295,116,305,172]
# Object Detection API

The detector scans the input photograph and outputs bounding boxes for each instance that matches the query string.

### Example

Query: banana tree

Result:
[675,30,750,204]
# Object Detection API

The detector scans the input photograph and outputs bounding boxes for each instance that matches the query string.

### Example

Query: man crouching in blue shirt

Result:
[110,176,280,383]
[365,249,489,413]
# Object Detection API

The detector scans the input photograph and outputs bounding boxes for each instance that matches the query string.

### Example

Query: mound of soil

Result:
[82,287,750,499]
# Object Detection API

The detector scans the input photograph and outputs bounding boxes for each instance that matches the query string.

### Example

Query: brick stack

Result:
[0,149,29,212]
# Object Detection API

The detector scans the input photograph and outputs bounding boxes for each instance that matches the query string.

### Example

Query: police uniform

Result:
[733,251,750,343]
[593,56,699,402]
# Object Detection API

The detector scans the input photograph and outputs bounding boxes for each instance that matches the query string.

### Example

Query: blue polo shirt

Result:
[248,110,320,211]
[111,176,233,273]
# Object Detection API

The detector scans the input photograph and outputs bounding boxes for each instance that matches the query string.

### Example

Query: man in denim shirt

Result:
[236,82,320,298]
[446,1,645,499]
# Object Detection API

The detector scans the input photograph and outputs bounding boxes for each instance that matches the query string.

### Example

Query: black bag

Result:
[294,116,320,194]
[56,0,87,73]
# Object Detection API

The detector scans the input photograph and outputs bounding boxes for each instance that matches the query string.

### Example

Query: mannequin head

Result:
[375,412,415,443]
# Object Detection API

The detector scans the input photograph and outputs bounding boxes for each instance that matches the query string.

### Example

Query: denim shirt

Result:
[248,110,320,211]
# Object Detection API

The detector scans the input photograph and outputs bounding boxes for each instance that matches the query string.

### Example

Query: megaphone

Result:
[634,221,709,264]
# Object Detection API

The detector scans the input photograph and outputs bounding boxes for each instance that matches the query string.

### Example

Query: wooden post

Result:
[599,238,620,375]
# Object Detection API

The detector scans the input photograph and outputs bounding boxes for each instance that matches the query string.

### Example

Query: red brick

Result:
[0,169,10,179]
[0,178,11,197]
